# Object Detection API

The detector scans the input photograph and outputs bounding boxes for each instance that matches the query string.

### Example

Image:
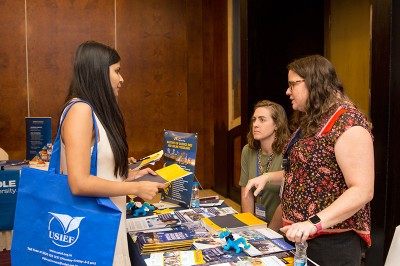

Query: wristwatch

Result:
[308,215,322,233]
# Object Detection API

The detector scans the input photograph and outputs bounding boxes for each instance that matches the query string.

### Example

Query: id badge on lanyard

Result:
[255,195,266,221]
[254,154,267,221]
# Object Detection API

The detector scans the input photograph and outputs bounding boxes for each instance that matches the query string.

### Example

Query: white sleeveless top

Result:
[60,110,131,266]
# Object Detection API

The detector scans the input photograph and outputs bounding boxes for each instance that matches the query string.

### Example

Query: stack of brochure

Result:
[135,228,196,254]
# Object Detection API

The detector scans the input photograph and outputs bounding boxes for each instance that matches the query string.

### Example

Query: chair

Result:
[0,148,12,252]
[385,225,400,265]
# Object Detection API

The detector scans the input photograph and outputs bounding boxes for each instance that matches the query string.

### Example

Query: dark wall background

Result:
[370,0,400,264]
[247,0,324,123]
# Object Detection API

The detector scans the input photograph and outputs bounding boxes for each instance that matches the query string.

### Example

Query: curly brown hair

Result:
[247,100,291,153]
[287,55,354,137]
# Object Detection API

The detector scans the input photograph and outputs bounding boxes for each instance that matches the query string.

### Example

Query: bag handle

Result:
[49,100,98,176]
[317,106,346,136]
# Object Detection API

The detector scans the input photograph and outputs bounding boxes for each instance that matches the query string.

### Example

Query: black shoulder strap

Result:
[282,129,302,172]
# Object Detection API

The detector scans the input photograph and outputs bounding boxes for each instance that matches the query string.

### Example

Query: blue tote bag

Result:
[12,101,122,266]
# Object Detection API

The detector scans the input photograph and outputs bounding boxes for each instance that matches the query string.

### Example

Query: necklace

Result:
[257,149,274,175]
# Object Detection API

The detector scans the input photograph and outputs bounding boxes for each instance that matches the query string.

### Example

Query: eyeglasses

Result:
[288,79,305,92]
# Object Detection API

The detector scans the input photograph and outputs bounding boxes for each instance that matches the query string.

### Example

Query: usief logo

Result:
[48,212,85,247]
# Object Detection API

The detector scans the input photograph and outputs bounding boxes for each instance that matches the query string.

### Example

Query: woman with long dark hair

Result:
[60,41,165,265]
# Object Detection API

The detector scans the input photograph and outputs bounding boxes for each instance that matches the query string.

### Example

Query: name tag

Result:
[255,202,266,221]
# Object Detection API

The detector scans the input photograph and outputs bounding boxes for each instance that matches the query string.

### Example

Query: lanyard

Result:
[256,149,274,176]
[256,149,261,176]
[282,129,302,172]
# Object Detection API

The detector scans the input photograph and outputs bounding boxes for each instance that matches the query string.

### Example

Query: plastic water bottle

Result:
[190,182,200,208]
[294,241,308,266]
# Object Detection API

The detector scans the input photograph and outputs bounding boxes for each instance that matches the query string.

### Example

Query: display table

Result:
[126,201,216,265]
[125,204,318,266]
[126,202,230,265]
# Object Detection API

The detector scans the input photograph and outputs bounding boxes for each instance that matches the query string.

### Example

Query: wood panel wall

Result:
[328,0,371,117]
[0,0,226,189]
[210,0,229,196]
[0,1,29,160]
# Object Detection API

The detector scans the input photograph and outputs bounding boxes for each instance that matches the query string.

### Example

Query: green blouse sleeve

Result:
[239,144,253,187]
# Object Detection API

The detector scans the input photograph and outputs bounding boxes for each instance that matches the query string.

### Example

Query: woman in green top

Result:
[239,100,290,230]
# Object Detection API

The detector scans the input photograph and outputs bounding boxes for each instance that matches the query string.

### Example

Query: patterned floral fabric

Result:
[281,103,372,246]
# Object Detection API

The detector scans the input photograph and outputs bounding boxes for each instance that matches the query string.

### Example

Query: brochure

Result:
[25,117,52,160]
[237,255,289,266]
[236,228,284,241]
[132,163,192,184]
[191,237,225,250]
[145,250,205,266]
[181,221,212,238]
[129,150,163,170]
[200,247,240,264]
[126,212,181,233]
[201,212,267,235]
[243,238,295,257]
[136,228,196,254]
[161,130,198,208]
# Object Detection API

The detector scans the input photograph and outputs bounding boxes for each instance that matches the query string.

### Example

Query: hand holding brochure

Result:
[129,150,164,170]
[132,163,192,184]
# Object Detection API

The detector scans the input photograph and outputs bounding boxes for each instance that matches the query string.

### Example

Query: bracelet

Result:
[307,218,323,233]
[315,222,323,233]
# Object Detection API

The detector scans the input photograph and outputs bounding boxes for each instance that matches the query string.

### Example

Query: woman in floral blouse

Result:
[244,55,374,266]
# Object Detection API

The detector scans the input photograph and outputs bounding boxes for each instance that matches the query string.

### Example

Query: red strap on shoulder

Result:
[318,107,346,136]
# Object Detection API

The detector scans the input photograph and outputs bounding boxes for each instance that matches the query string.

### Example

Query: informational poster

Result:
[0,170,20,230]
[25,117,52,160]
[161,130,198,208]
